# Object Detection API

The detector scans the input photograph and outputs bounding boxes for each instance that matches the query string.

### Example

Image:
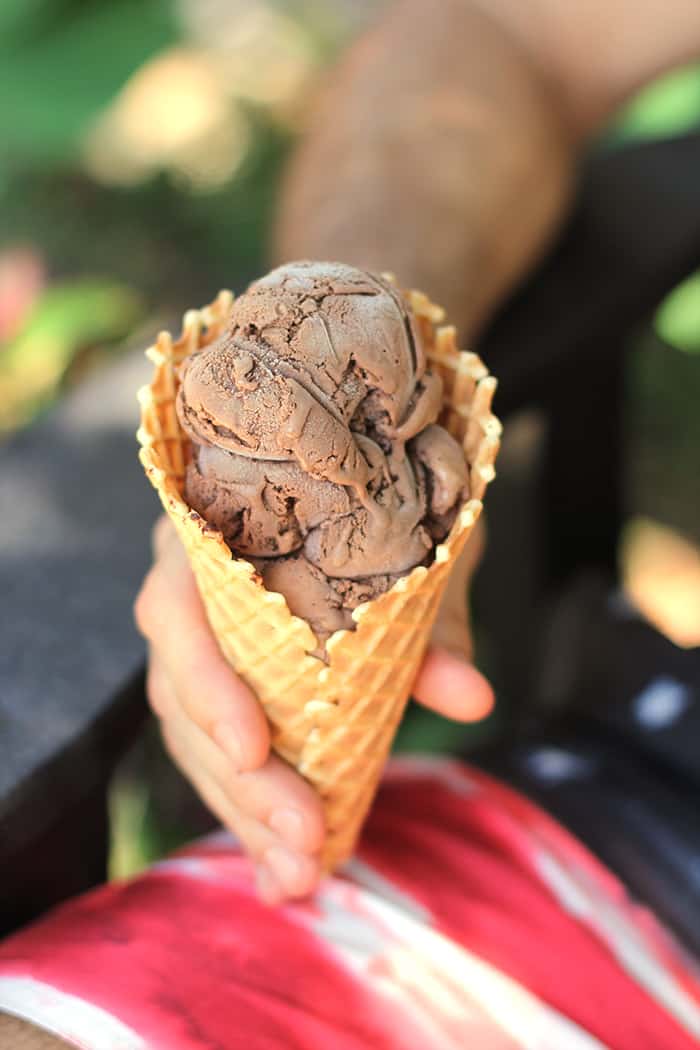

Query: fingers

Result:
[418,519,494,721]
[165,739,320,904]
[135,520,270,772]
[135,517,325,902]
[158,669,321,901]
[137,513,492,906]
[413,645,494,721]
[153,654,324,852]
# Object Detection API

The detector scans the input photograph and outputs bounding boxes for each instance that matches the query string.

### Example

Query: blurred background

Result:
[1,0,698,875]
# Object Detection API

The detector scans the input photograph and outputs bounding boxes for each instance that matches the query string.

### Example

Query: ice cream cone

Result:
[137,283,500,870]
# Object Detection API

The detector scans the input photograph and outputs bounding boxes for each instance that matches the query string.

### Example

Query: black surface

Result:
[0,347,157,912]
[479,723,700,957]
[476,583,700,955]
[474,132,700,703]
[1,776,109,938]
[479,133,700,413]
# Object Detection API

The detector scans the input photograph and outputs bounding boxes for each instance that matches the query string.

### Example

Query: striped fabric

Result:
[1,759,698,1049]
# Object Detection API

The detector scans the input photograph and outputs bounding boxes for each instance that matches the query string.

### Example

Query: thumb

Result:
[412,646,494,722]
[431,517,486,660]
[412,519,493,721]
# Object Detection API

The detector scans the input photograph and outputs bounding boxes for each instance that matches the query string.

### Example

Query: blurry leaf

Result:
[0,0,180,166]
[0,0,50,39]
[0,0,112,42]
[177,106,293,281]
[627,328,700,546]
[0,279,143,431]
[278,0,359,59]
[655,271,700,353]
[606,64,700,144]
[393,702,497,755]
[280,2,340,60]
[108,776,151,880]
[622,517,700,648]
[0,247,45,340]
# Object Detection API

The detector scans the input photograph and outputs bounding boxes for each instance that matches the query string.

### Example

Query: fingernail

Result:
[263,845,303,889]
[213,722,243,769]
[256,865,282,905]
[268,807,305,848]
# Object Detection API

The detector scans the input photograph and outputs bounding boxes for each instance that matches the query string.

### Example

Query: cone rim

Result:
[136,281,500,658]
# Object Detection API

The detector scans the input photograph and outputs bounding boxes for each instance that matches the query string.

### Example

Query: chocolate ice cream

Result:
[176,261,468,643]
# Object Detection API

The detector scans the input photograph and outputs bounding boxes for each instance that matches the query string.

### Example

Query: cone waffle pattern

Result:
[137,284,501,869]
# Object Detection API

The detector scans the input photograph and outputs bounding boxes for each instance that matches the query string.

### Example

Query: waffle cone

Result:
[137,282,500,870]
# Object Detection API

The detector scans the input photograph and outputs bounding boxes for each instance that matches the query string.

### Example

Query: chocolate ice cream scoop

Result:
[177,261,468,642]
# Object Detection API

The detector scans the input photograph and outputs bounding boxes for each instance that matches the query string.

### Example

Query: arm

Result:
[276,0,700,339]
[138,0,700,904]
[0,1015,70,1049]
[497,0,700,135]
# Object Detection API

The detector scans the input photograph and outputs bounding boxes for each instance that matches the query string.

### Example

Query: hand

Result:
[135,516,493,904]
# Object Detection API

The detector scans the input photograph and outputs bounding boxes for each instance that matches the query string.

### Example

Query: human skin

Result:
[0,1014,70,1049]
[277,0,700,337]
[136,513,490,901]
[135,0,700,906]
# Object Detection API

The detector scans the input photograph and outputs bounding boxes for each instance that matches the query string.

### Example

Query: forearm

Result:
[491,0,700,135]
[275,0,574,340]
[0,1014,70,1049]
[275,0,700,339]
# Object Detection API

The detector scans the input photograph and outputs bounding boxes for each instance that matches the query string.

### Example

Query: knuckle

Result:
[233,773,277,829]
[303,804,326,853]
[243,729,271,772]
[241,835,266,866]
[289,857,320,897]
[178,672,217,734]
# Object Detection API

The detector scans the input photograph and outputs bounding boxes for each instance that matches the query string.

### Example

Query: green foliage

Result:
[0,0,180,168]
[109,774,188,879]
[626,329,700,544]
[394,702,498,755]
[607,63,700,143]
[177,107,293,280]
[0,279,143,430]
[278,0,354,59]
[655,271,700,353]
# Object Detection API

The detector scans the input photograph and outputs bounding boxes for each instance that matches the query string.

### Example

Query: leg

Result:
[0,1015,71,1049]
